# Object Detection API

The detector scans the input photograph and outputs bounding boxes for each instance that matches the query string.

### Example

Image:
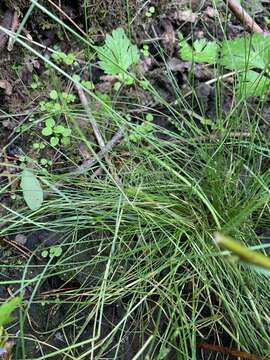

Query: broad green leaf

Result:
[220,35,265,70]
[21,169,43,211]
[237,70,270,97]
[178,32,270,98]
[0,297,21,327]
[178,33,218,64]
[251,33,270,65]
[97,28,140,77]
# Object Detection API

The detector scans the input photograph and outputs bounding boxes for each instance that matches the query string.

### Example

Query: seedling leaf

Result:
[21,169,43,211]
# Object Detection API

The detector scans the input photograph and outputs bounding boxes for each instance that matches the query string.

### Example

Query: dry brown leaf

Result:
[205,6,218,18]
[0,80,12,95]
[161,20,176,56]
[138,57,153,73]
[2,340,15,360]
[100,75,120,82]
[167,57,192,72]
[173,9,197,23]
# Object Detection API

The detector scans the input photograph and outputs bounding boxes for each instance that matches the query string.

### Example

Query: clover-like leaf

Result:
[49,90,58,100]
[41,250,49,258]
[54,125,66,134]
[45,118,55,128]
[40,158,48,166]
[49,245,62,258]
[53,103,62,112]
[42,127,53,136]
[81,80,95,90]
[61,136,70,146]
[62,127,72,137]
[50,136,59,146]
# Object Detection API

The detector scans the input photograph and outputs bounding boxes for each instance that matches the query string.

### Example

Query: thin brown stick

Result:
[0,9,13,50]
[198,342,270,360]
[224,0,265,34]
[75,127,124,174]
[76,85,107,151]
[45,0,87,37]
[75,85,121,182]
[0,237,30,259]
[7,9,20,51]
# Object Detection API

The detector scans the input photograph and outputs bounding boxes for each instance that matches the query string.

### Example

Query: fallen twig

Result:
[45,0,87,37]
[75,85,121,182]
[75,127,125,174]
[224,0,265,34]
[0,9,13,50]
[0,237,30,259]
[7,9,20,51]
[76,85,107,151]
[198,342,270,360]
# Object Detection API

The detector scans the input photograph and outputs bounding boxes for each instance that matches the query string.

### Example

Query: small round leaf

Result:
[40,158,48,166]
[45,118,55,128]
[62,128,71,137]
[53,103,61,112]
[49,90,58,100]
[54,125,65,134]
[42,127,53,136]
[50,137,59,147]
[146,113,153,122]
[33,143,40,149]
[41,250,48,258]
[61,136,70,146]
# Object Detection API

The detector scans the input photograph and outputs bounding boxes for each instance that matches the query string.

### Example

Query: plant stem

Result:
[214,232,270,270]
[198,342,270,360]
[224,0,265,34]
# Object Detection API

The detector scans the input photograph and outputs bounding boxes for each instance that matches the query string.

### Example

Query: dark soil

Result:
[1,0,269,359]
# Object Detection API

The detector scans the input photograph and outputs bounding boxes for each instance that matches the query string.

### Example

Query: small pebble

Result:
[14,234,27,245]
